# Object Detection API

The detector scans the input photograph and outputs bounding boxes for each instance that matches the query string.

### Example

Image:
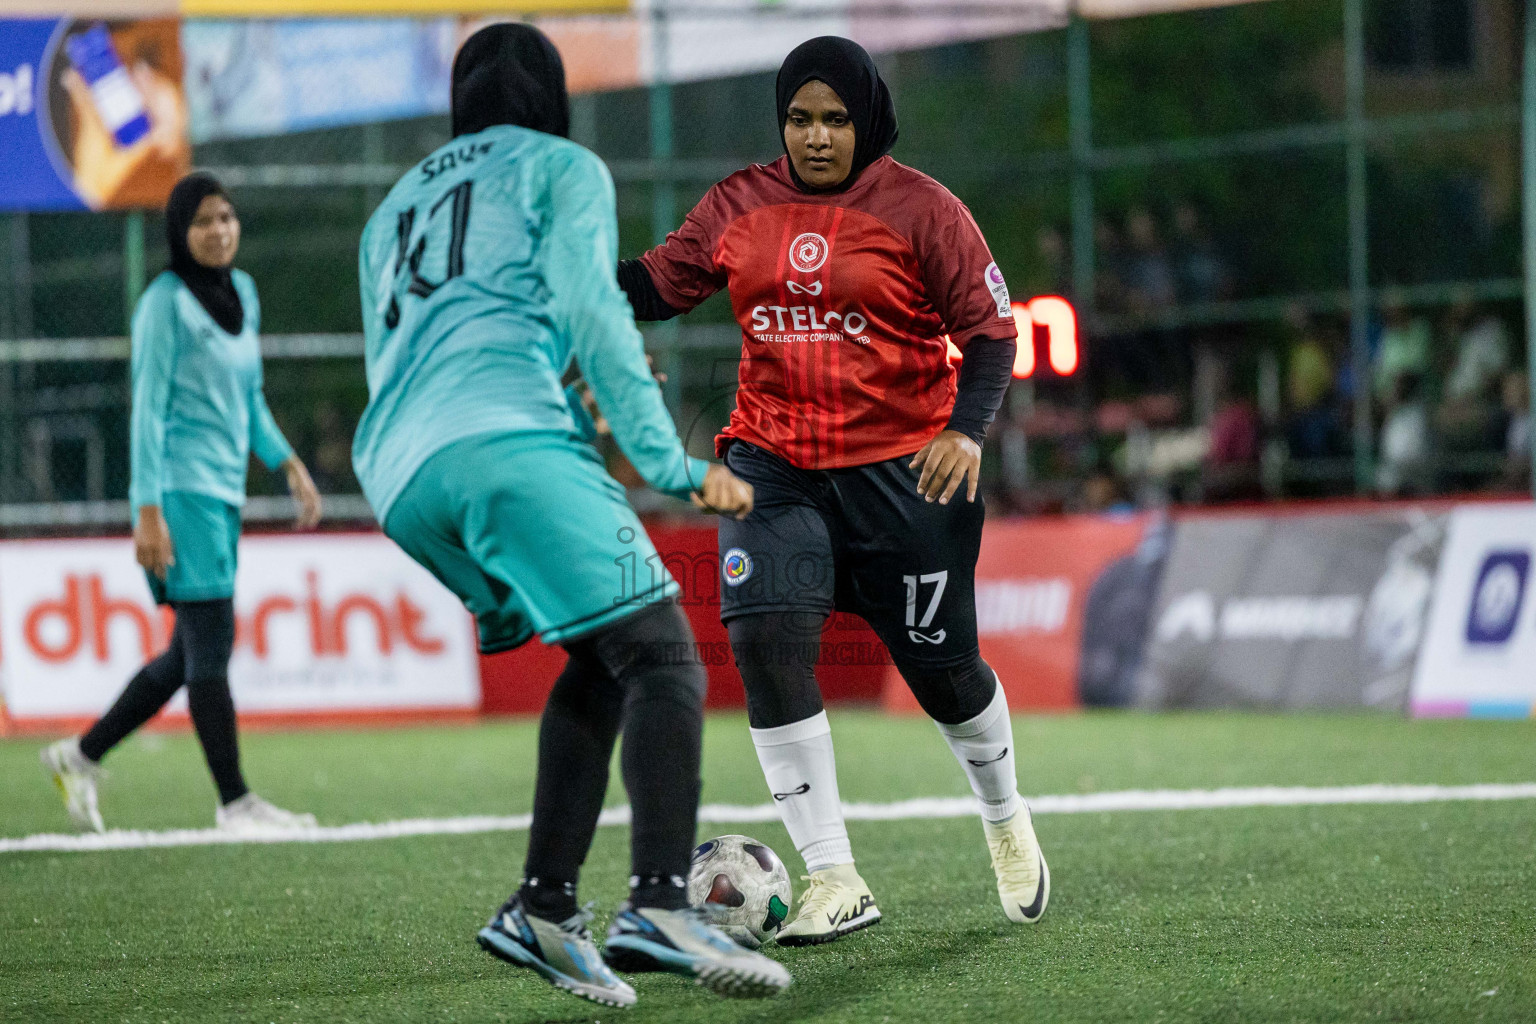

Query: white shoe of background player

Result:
[40,738,105,833]
[216,793,317,832]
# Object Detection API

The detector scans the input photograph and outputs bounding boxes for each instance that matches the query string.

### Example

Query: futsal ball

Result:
[687,834,793,949]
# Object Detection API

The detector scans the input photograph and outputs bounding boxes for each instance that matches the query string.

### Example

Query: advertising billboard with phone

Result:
[0,17,189,211]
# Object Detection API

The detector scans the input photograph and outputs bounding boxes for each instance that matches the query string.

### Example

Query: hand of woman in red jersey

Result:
[134,506,175,579]
[911,430,983,505]
[692,463,754,520]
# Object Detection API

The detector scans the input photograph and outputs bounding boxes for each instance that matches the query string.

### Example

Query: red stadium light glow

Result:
[1010,302,1035,378]
[1010,297,1079,378]
[1033,296,1079,376]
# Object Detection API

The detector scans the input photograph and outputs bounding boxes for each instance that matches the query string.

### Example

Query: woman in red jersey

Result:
[618,37,1046,945]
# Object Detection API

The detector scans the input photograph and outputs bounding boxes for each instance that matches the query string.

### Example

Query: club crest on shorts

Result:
[722,548,754,586]
[789,232,829,274]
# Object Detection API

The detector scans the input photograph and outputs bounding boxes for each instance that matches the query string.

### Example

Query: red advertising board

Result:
[479,524,890,714]
[485,516,1150,716]
[882,514,1150,713]
[3,517,1149,733]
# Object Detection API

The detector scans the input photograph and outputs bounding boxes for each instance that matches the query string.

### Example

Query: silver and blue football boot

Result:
[603,903,791,998]
[476,895,637,1008]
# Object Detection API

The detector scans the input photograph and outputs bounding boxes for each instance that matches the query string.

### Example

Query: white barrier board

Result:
[1411,505,1536,717]
[0,535,479,720]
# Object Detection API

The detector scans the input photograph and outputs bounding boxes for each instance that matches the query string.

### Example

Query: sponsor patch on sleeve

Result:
[984,262,1011,318]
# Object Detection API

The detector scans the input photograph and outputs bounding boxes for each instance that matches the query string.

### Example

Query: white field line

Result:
[6,782,1536,855]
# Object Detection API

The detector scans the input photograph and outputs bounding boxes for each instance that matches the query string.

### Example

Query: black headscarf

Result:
[452,23,569,139]
[165,172,243,335]
[775,36,899,193]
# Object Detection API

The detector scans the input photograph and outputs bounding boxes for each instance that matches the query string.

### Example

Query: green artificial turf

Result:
[3,712,1533,1023]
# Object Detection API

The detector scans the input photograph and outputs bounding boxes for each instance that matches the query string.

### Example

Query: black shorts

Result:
[718,440,983,669]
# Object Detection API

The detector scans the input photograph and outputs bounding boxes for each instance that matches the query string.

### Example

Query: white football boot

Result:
[215,793,317,832]
[40,738,105,833]
[985,805,1050,924]
[775,863,882,946]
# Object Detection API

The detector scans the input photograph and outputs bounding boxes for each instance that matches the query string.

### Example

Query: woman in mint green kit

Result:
[41,173,323,834]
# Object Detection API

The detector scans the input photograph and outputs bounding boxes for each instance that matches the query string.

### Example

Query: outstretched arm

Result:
[617,259,681,322]
[544,149,711,501]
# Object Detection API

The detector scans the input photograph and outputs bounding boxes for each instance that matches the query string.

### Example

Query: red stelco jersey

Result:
[639,155,1018,470]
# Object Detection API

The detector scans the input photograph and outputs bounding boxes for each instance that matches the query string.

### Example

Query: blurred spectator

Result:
[1436,299,1509,452]
[1094,216,1127,312]
[1373,294,1432,402]
[993,399,1031,510]
[1082,464,1137,514]
[1504,370,1531,492]
[1201,365,1262,503]
[1034,224,1071,298]
[1170,203,1230,304]
[1283,305,1339,460]
[1442,301,1509,400]
[1376,371,1432,497]
[1121,208,1176,313]
[306,402,357,494]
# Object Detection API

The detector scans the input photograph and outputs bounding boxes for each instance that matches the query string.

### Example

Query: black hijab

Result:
[166,172,243,335]
[452,23,569,139]
[775,36,899,193]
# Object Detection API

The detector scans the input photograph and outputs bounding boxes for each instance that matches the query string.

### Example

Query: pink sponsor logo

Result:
[21,572,446,665]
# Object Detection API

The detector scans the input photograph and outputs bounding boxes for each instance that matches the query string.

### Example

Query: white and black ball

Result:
[687,834,793,949]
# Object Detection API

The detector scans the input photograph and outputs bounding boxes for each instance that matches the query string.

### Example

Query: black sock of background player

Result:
[177,600,248,805]
[79,620,189,762]
[521,648,624,921]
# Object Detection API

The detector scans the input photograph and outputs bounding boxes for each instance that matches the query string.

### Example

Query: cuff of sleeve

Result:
[656,456,711,501]
[261,443,295,472]
[129,488,162,511]
[943,418,989,445]
[950,322,1019,350]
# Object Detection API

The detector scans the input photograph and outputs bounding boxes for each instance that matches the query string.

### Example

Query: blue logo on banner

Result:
[1465,550,1529,646]
[0,19,89,211]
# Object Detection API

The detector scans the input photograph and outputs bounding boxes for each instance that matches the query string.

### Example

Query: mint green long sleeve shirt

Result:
[129,270,293,511]
[352,125,709,524]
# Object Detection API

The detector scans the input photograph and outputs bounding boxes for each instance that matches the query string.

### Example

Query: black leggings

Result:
[729,610,996,728]
[79,599,247,805]
[521,599,707,911]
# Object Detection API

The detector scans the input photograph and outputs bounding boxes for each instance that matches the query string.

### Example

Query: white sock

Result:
[749,711,853,873]
[934,676,1023,824]
[65,737,97,769]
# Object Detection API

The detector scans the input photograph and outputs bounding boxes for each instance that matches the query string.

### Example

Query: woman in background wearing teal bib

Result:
[42,173,323,833]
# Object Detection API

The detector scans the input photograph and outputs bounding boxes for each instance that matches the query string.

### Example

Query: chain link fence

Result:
[0,0,1529,533]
